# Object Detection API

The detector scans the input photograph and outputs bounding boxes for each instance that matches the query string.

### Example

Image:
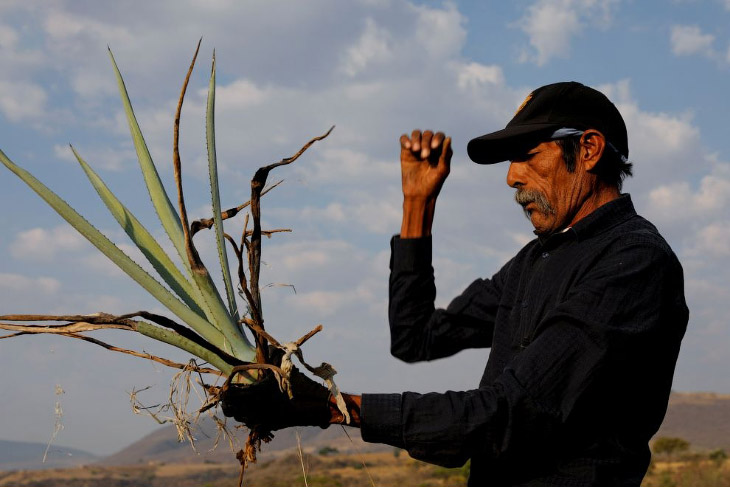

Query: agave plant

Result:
[0,40,337,462]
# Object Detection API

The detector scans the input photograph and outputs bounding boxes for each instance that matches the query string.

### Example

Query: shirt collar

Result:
[537,194,636,246]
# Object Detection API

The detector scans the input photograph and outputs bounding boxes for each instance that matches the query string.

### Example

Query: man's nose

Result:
[506,162,524,188]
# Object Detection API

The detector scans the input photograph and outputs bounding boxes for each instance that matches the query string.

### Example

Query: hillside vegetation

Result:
[1,449,728,487]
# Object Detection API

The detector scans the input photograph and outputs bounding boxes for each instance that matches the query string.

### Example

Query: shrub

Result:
[318,446,339,456]
[652,437,690,456]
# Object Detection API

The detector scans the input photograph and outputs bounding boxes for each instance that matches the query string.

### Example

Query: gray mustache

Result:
[514,188,555,215]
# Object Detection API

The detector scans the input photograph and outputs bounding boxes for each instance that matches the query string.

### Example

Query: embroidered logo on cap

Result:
[515,92,533,116]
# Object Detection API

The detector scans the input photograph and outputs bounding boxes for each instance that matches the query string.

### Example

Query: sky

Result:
[1,0,729,457]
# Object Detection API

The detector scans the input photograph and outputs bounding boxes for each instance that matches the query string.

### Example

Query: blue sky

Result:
[1,0,729,456]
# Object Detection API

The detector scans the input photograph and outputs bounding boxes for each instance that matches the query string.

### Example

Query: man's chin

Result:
[521,206,557,235]
[529,214,553,236]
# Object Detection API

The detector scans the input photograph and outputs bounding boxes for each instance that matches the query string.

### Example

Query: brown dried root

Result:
[200,322,348,486]
[190,180,284,236]
[245,125,335,365]
[129,359,243,454]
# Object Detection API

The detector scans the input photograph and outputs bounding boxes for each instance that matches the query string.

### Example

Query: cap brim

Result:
[467,123,559,164]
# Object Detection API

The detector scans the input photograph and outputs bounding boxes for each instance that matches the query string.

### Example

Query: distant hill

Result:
[0,440,97,471]
[654,391,730,450]
[3,391,728,471]
[102,391,730,466]
[100,415,387,466]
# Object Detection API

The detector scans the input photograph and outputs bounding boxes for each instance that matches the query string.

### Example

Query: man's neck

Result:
[567,186,620,229]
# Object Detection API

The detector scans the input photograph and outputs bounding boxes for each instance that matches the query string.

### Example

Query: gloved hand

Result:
[220,363,334,431]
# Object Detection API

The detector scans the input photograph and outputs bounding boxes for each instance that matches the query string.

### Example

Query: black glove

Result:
[220,363,333,431]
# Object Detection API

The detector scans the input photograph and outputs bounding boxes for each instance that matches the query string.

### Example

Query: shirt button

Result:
[521,300,528,308]
[541,251,550,259]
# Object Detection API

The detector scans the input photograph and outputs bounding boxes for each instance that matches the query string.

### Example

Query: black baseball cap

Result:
[467,81,628,164]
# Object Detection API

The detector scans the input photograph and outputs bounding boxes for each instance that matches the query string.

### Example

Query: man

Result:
[222,82,688,486]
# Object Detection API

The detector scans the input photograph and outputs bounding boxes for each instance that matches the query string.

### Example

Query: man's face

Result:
[506,140,592,235]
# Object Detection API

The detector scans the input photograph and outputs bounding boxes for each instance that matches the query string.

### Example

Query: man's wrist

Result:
[328,393,362,426]
[401,196,436,238]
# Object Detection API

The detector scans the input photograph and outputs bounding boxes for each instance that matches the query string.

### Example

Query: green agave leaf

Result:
[206,53,240,322]
[71,146,206,319]
[187,251,253,354]
[108,48,250,354]
[136,321,246,376]
[107,48,187,263]
[0,148,250,357]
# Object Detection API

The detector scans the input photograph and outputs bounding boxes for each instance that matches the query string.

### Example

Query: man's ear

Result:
[579,129,606,171]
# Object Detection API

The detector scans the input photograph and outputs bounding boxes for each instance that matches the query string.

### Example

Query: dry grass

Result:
[0,451,468,487]
[643,458,730,487]
[5,452,727,487]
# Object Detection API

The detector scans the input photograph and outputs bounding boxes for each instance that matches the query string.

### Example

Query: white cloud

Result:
[296,202,348,224]
[0,24,19,48]
[517,0,619,66]
[518,1,580,65]
[509,232,535,248]
[282,287,361,317]
[647,162,730,223]
[300,147,396,185]
[598,80,703,182]
[42,9,133,46]
[351,197,402,234]
[207,79,271,108]
[357,0,392,5]
[410,2,466,60]
[686,222,730,257]
[0,80,48,122]
[457,62,505,91]
[70,69,117,98]
[0,23,45,77]
[82,252,127,278]
[276,240,353,272]
[85,241,152,279]
[9,226,146,281]
[339,3,465,77]
[340,17,393,76]
[10,226,87,260]
[78,294,126,314]
[0,273,61,294]
[343,81,387,101]
[264,239,365,276]
[255,238,389,323]
[671,24,715,56]
[669,24,730,67]
[54,144,136,172]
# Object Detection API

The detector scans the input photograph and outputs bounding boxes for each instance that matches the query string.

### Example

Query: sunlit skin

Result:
[399,129,452,238]
[506,130,620,236]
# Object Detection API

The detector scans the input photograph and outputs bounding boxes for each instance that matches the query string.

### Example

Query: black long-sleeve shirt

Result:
[360,194,688,486]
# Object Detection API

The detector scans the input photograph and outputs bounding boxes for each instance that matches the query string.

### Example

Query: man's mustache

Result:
[514,188,555,216]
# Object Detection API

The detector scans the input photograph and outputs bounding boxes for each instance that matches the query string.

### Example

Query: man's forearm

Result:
[401,196,437,238]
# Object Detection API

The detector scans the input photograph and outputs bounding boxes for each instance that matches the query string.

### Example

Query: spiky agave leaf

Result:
[108,48,187,269]
[71,146,207,320]
[108,48,251,355]
[0,148,248,358]
[206,52,240,323]
[136,320,237,375]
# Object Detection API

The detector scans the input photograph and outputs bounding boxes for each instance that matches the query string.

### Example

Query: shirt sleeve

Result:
[364,237,688,468]
[388,235,503,362]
